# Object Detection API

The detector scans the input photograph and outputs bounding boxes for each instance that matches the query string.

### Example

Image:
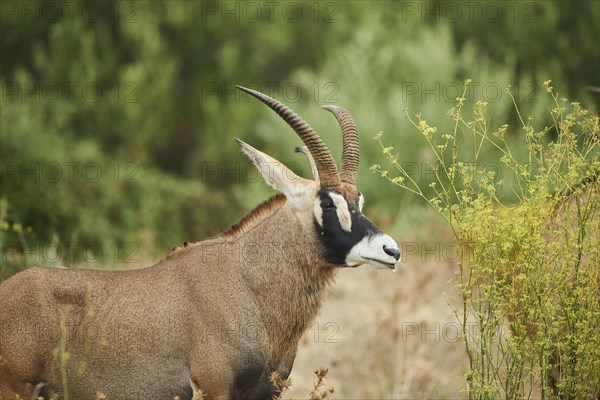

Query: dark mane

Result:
[213,193,288,239]
[164,194,288,260]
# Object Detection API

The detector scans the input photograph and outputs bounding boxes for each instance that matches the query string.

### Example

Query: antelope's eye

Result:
[321,200,335,211]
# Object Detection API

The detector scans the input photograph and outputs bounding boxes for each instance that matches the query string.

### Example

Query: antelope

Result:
[0,86,401,400]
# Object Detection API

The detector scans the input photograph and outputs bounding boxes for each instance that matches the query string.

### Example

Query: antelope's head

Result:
[236,86,401,270]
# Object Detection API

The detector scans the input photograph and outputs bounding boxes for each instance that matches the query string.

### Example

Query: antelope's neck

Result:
[232,202,337,360]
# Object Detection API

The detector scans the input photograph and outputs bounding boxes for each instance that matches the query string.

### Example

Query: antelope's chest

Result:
[232,363,293,399]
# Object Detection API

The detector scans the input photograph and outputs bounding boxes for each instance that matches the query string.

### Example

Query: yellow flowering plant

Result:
[374,80,600,399]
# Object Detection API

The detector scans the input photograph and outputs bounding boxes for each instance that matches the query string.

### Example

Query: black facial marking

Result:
[320,198,335,211]
[315,189,382,265]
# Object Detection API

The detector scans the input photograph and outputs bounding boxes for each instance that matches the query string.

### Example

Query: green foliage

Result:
[1,1,598,278]
[376,81,600,398]
[441,0,600,106]
[0,87,228,277]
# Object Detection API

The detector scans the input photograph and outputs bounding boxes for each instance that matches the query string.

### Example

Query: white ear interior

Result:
[358,193,365,211]
[237,139,315,210]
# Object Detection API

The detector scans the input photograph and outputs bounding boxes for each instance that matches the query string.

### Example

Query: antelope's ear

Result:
[294,145,319,183]
[236,139,315,210]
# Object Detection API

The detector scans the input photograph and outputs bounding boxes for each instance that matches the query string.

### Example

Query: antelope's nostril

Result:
[383,245,401,261]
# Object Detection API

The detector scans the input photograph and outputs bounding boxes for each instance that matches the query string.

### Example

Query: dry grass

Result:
[307,368,334,400]
[287,257,468,399]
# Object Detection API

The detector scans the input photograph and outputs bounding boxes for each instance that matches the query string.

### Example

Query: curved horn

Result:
[322,105,359,185]
[237,85,341,190]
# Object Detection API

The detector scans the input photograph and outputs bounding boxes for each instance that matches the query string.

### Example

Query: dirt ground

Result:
[287,259,469,400]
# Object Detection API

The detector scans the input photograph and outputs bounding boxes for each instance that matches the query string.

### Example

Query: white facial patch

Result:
[345,233,400,270]
[358,193,365,211]
[328,192,352,232]
[313,199,324,228]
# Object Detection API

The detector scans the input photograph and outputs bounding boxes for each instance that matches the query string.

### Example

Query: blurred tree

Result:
[436,0,600,107]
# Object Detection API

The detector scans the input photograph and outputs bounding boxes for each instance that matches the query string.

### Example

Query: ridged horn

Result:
[322,105,359,185]
[237,85,341,190]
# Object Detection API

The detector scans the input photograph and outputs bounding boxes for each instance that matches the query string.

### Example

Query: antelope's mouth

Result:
[364,257,397,270]
[345,233,401,270]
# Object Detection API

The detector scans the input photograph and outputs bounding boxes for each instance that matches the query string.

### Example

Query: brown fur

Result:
[0,197,337,400]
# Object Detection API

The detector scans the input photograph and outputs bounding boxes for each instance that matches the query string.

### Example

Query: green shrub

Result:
[375,80,600,398]
[0,92,230,277]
